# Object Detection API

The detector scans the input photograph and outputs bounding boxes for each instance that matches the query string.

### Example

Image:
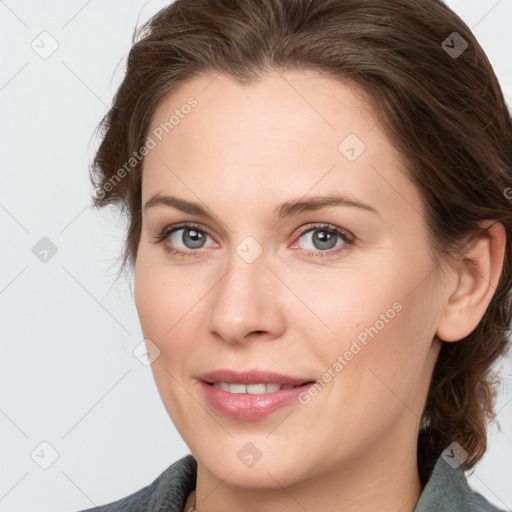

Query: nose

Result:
[206,247,286,345]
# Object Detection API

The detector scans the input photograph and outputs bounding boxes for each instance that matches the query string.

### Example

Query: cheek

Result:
[310,251,437,402]
[134,259,222,388]
[134,264,165,341]
[134,260,205,426]
[134,258,194,359]
[292,263,403,352]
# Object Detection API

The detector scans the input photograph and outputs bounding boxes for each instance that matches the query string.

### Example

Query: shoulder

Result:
[75,454,197,512]
[465,486,509,512]
[415,453,508,512]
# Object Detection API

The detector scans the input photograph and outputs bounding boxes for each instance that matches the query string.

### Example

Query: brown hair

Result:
[89,0,512,479]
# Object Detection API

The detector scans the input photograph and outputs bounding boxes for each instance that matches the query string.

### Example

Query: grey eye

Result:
[298,228,344,251]
[170,228,210,249]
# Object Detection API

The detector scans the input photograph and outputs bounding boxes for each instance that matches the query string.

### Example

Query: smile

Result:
[210,382,300,393]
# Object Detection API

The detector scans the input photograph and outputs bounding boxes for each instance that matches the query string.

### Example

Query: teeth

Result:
[211,382,295,394]
[229,383,247,394]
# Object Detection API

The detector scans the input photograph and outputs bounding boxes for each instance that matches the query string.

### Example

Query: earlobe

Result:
[436,221,506,343]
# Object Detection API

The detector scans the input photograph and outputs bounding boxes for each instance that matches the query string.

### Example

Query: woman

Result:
[84,0,512,510]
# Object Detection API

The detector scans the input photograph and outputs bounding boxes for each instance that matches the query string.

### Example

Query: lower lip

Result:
[199,381,314,421]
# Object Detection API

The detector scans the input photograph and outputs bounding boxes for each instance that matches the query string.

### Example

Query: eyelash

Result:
[151,221,355,259]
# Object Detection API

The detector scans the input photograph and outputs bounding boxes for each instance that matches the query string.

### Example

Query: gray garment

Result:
[77,453,508,512]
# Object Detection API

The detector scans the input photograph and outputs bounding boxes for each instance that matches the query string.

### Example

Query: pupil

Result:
[313,230,337,250]
[184,229,205,249]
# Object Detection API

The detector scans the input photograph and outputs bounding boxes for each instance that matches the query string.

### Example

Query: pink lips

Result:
[197,369,315,421]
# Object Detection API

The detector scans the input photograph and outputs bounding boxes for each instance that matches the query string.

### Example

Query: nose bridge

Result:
[207,238,283,343]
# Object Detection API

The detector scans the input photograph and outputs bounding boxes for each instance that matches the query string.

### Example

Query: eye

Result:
[291,223,354,258]
[151,222,216,256]
[169,226,210,250]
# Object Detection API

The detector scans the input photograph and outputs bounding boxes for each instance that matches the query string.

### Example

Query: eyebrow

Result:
[143,192,379,219]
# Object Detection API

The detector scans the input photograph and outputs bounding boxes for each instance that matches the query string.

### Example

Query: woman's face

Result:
[134,70,445,488]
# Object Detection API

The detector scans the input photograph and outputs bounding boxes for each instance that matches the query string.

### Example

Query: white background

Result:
[0,1,511,511]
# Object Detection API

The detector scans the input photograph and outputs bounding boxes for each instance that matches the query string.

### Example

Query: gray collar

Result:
[413,454,505,511]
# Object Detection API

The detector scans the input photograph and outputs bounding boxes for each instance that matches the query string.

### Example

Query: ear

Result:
[436,221,507,342]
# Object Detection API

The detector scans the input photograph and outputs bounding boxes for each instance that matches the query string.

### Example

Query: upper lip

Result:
[198,369,314,386]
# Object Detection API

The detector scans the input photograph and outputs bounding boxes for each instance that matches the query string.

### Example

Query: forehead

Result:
[145,69,378,159]
[141,70,422,219]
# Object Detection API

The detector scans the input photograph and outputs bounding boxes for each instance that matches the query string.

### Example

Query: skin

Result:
[133,69,506,512]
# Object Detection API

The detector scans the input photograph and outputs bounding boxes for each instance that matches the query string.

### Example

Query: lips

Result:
[197,369,316,421]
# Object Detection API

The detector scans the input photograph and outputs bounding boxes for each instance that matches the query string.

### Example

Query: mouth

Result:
[206,382,313,394]
[197,369,316,421]
[198,368,315,387]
